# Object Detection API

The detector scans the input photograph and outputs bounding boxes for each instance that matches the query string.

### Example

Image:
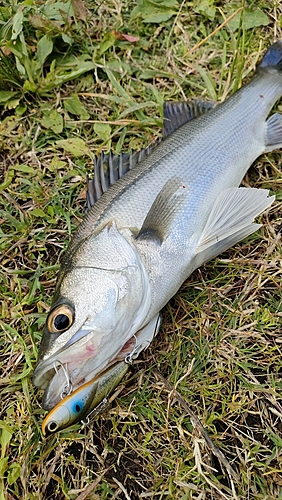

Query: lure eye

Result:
[46,305,74,333]
[47,421,58,433]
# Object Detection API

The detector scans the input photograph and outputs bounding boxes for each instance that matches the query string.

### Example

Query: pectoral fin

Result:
[264,113,282,152]
[137,178,189,244]
[195,187,274,263]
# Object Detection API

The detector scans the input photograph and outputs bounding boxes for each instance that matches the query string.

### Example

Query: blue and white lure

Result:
[42,361,129,435]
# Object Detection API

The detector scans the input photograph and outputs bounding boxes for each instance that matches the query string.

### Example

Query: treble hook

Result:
[53,360,73,399]
[124,335,151,365]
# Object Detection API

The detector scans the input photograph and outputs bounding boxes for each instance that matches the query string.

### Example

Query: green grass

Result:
[0,0,282,499]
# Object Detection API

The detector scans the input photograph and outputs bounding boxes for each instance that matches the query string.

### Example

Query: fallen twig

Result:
[75,468,110,500]
[185,8,243,56]
[152,369,239,482]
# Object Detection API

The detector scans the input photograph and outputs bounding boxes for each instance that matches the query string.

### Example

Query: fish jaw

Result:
[42,313,162,431]
[40,312,161,412]
[39,333,137,410]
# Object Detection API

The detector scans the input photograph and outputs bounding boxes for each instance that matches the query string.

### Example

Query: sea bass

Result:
[34,41,282,427]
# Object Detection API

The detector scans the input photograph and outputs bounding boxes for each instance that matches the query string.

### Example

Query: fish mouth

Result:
[34,313,160,413]
[34,334,138,411]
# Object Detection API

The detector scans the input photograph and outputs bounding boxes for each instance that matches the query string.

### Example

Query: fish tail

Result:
[259,40,282,71]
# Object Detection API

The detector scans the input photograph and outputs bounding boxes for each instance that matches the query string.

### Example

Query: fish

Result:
[33,41,282,428]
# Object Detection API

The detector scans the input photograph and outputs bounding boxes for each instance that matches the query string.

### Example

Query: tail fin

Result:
[259,40,282,71]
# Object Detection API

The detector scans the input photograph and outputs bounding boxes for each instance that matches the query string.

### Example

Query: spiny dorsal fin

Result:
[86,144,157,210]
[162,100,216,138]
[86,99,215,211]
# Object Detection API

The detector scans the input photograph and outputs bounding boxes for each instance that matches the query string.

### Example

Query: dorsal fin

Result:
[86,144,157,211]
[162,100,216,138]
[86,99,216,211]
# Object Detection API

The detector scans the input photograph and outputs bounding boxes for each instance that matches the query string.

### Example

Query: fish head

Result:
[33,221,151,409]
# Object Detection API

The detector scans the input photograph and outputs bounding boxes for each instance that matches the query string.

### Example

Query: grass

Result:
[0,0,282,498]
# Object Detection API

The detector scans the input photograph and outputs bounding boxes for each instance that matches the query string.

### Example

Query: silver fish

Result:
[34,41,282,419]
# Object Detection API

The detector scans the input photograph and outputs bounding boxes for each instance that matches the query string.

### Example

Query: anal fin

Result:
[195,187,275,263]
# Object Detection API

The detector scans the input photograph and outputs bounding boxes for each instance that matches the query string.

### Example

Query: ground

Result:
[0,1,282,499]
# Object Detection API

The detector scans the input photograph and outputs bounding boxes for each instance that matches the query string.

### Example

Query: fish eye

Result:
[46,304,74,333]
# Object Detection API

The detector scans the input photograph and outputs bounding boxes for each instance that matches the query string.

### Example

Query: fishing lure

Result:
[42,361,129,435]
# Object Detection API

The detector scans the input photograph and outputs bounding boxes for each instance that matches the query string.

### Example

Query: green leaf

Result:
[0,167,14,191]
[36,34,53,67]
[99,32,116,55]
[94,122,112,141]
[5,97,21,109]
[11,8,24,40]
[50,158,67,170]
[56,137,92,157]
[62,33,72,45]
[131,0,178,23]
[64,94,90,119]
[29,208,47,218]
[15,103,27,116]
[119,100,158,118]
[0,91,19,104]
[0,458,8,476]
[139,68,178,79]
[41,108,63,133]
[42,1,74,21]
[39,56,95,92]
[28,13,62,34]
[0,421,13,458]
[6,39,23,60]
[104,68,134,102]
[13,164,35,173]
[195,64,217,100]
[228,8,269,31]
[15,56,27,79]
[7,463,21,486]
[193,0,216,20]
[23,80,37,92]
